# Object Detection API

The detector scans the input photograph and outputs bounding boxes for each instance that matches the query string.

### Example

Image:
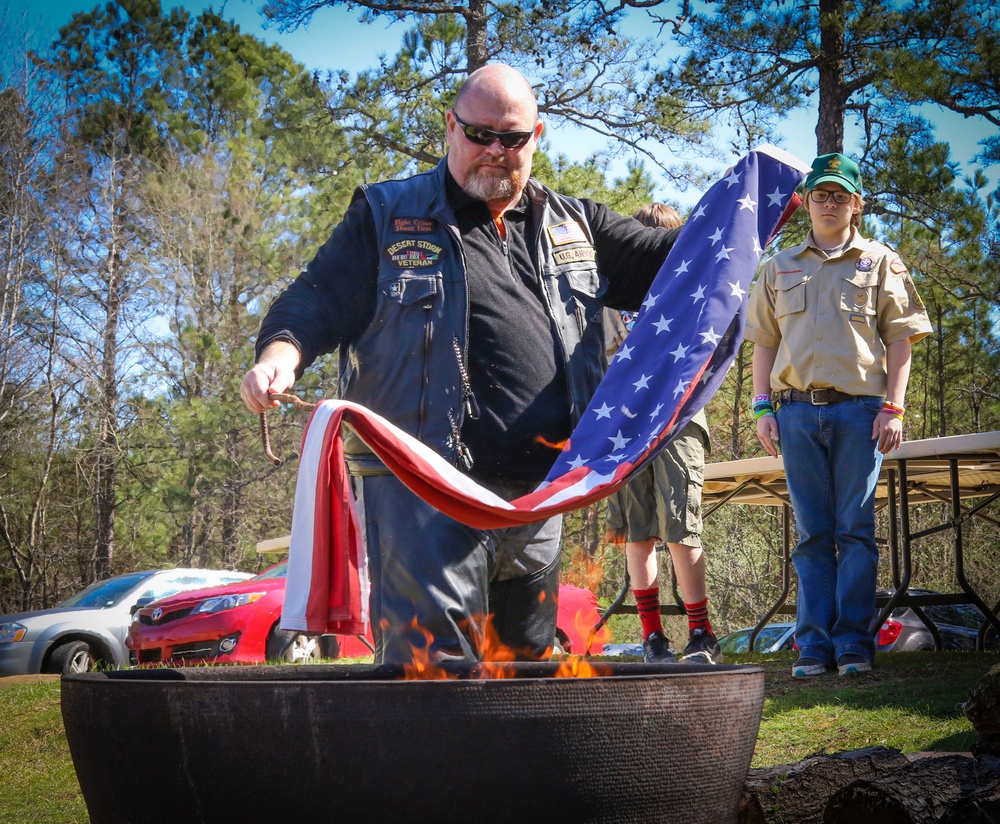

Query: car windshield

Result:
[721,625,790,654]
[252,562,288,581]
[58,571,156,609]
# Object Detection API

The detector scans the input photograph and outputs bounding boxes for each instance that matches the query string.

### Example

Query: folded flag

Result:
[281,144,810,635]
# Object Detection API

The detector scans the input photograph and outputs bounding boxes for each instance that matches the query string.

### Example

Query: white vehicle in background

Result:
[0,568,251,676]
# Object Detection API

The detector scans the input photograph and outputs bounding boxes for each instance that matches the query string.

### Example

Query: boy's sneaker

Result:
[792,657,828,677]
[837,654,872,676]
[681,627,724,664]
[642,630,677,663]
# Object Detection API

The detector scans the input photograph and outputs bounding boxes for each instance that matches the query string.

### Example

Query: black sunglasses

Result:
[451,110,535,150]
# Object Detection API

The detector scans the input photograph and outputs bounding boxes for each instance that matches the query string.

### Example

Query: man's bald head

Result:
[454,64,539,122]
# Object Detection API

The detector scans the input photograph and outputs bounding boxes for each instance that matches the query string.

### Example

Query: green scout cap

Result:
[805,153,862,194]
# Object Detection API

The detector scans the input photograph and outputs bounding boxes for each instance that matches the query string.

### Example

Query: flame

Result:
[554,656,603,678]
[533,435,567,450]
[397,619,457,681]
[393,613,605,680]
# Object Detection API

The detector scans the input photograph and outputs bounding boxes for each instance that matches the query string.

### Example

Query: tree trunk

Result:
[740,745,909,824]
[94,241,124,581]
[823,753,1000,823]
[464,0,489,72]
[815,0,847,154]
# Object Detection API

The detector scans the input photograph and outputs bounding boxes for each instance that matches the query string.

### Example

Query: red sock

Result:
[633,587,664,638]
[685,598,712,634]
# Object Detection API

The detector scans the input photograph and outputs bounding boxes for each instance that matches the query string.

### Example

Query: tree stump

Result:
[966,663,1000,757]
[739,745,909,824]
[823,753,1000,823]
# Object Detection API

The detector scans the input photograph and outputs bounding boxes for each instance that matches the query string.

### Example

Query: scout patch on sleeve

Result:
[384,239,443,268]
[889,257,908,274]
[392,217,435,233]
[904,275,925,308]
[553,246,596,265]
[547,221,589,246]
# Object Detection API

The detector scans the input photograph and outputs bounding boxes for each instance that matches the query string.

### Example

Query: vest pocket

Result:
[379,272,440,305]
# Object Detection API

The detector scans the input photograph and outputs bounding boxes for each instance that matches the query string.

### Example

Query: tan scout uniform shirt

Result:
[745,231,932,397]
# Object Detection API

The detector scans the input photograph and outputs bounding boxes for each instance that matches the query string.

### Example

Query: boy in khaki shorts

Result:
[604,203,722,665]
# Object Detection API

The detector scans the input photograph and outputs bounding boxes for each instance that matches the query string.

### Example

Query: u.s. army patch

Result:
[554,246,596,264]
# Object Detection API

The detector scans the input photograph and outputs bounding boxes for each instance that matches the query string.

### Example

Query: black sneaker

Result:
[681,627,724,664]
[642,630,677,663]
[792,657,828,677]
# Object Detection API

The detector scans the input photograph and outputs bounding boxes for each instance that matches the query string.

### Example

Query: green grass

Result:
[0,676,87,824]
[745,649,991,767]
[1,651,996,822]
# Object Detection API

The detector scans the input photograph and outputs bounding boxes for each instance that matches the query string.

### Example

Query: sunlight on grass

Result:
[753,703,976,767]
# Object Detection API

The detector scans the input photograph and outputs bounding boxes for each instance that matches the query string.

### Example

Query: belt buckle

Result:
[809,390,829,406]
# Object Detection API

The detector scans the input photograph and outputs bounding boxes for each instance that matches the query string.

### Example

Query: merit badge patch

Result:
[553,246,596,265]
[393,217,435,234]
[547,221,589,247]
[385,239,443,269]
[856,257,874,271]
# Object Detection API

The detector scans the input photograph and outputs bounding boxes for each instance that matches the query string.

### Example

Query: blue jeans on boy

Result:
[776,395,884,666]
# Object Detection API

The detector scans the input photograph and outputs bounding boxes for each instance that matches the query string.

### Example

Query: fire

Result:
[533,435,568,450]
[554,656,603,678]
[395,614,606,680]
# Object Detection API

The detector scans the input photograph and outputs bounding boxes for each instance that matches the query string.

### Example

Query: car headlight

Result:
[192,592,265,615]
[0,622,27,642]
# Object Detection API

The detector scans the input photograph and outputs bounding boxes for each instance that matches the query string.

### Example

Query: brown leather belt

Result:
[773,388,855,405]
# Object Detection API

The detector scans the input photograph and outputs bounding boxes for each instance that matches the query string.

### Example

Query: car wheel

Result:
[265,628,322,663]
[47,641,97,675]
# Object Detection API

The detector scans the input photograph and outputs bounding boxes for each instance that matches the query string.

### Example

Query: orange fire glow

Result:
[533,435,568,450]
[393,614,605,680]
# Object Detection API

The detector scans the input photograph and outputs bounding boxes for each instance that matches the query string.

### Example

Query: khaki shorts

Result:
[605,420,706,546]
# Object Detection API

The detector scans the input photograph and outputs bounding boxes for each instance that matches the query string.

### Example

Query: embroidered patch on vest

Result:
[856,257,874,271]
[392,217,435,234]
[385,239,443,268]
[553,246,596,265]
[547,221,588,246]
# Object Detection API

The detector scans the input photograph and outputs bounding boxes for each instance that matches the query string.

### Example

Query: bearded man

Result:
[241,64,681,665]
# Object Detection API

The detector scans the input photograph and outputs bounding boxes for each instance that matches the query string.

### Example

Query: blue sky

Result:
[3,0,994,203]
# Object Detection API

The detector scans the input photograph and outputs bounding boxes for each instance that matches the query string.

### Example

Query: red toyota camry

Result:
[127,561,609,666]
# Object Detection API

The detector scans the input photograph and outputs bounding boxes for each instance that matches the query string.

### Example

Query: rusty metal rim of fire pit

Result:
[74,659,762,683]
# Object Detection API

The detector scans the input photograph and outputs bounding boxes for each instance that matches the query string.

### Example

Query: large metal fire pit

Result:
[62,661,764,824]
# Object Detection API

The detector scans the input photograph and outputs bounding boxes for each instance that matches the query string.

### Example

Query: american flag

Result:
[281,145,810,634]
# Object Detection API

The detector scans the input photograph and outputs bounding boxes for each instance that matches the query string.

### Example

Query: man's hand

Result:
[240,341,301,414]
[756,415,780,458]
[873,411,903,455]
